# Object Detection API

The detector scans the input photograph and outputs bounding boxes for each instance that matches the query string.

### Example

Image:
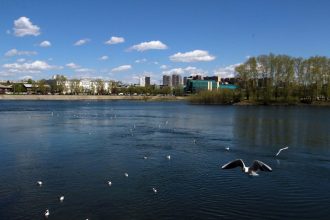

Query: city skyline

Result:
[1,0,330,84]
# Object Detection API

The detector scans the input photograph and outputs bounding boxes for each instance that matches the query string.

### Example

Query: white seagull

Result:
[221,159,272,176]
[44,209,50,218]
[275,146,289,156]
[107,181,112,186]
[152,188,157,193]
[124,173,128,177]
[225,147,230,151]
[59,195,64,202]
[36,181,43,186]
[166,155,171,160]
[143,156,148,160]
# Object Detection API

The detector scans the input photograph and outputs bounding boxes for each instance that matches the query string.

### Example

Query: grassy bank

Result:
[188,90,330,106]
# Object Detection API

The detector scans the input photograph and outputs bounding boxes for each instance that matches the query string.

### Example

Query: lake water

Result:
[0,101,329,220]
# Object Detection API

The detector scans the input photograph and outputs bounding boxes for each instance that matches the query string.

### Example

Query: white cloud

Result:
[135,58,147,63]
[0,71,12,77]
[74,38,90,46]
[5,49,37,57]
[129,40,167,52]
[66,62,80,69]
[105,36,125,45]
[3,60,59,74]
[75,68,94,73]
[20,75,33,80]
[163,66,207,76]
[111,65,132,72]
[163,68,185,75]
[99,55,109,60]
[160,65,168,69]
[170,50,215,62]
[214,63,241,78]
[39,40,51,47]
[13,17,40,37]
[17,58,26,63]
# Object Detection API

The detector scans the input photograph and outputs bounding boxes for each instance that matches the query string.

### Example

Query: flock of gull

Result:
[36,112,290,219]
[37,153,172,219]
[38,145,289,218]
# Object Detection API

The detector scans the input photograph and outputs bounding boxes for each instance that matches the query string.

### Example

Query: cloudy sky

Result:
[1,0,330,83]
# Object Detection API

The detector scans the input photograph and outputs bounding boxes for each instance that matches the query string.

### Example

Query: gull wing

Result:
[275,146,289,156]
[221,159,245,169]
[250,160,272,172]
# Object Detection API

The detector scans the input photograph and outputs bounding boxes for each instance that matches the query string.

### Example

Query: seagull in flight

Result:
[221,159,272,176]
[275,146,289,156]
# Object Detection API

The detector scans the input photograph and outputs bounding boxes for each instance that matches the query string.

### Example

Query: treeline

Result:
[189,89,241,104]
[235,54,330,104]
[189,54,330,105]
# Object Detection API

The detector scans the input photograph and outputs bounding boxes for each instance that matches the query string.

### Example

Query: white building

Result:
[139,76,146,87]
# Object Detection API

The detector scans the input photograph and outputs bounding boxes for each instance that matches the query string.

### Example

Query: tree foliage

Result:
[235,54,330,104]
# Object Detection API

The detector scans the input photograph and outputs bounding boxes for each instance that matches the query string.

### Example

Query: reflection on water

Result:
[233,106,330,151]
[0,101,329,220]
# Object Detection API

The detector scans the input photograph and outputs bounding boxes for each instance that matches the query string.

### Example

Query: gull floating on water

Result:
[225,147,230,151]
[193,139,197,144]
[152,188,157,193]
[275,146,289,156]
[221,159,272,176]
[166,155,171,160]
[44,209,50,218]
[143,156,148,160]
[107,181,112,186]
[59,195,64,202]
[36,181,43,186]
[124,173,128,177]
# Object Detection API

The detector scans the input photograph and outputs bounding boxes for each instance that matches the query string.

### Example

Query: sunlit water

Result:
[0,101,329,220]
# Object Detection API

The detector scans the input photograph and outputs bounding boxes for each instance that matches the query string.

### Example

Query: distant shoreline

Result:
[0,95,187,101]
[1,95,329,106]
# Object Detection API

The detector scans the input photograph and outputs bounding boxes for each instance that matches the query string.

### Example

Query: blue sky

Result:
[1,0,330,83]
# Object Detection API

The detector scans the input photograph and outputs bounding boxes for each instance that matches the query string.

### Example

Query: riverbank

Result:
[0,94,187,101]
[1,95,329,106]
[232,100,330,106]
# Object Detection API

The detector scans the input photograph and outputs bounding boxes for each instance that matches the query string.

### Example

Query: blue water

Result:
[0,101,329,220]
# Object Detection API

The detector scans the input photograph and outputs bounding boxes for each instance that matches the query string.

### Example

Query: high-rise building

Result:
[163,75,171,86]
[139,76,151,87]
[183,76,188,85]
[171,74,182,87]
[145,76,150,87]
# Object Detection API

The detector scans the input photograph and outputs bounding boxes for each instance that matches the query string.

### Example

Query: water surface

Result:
[0,101,329,219]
